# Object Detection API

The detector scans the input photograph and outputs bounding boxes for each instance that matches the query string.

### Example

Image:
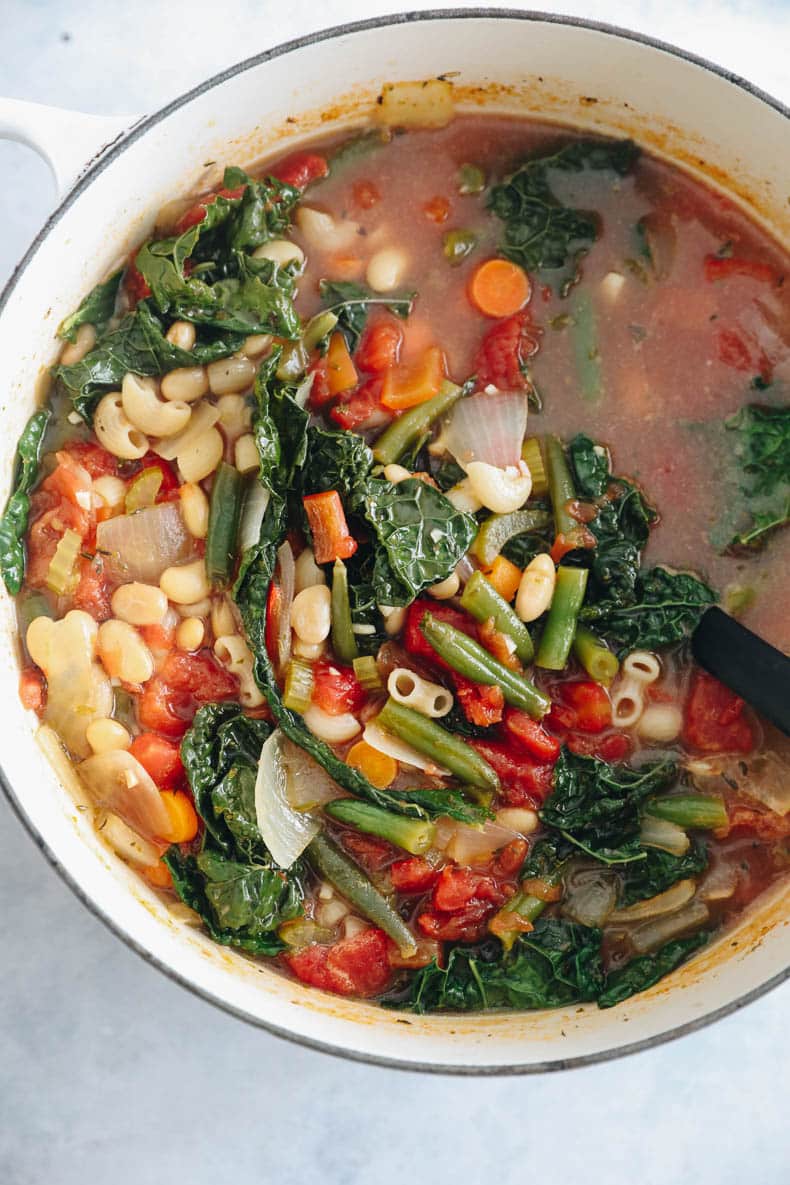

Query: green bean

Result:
[570,290,604,401]
[471,507,552,568]
[645,795,728,831]
[460,570,534,664]
[302,310,339,352]
[206,462,245,587]
[307,831,417,955]
[372,381,462,465]
[325,799,436,856]
[545,435,577,538]
[536,565,589,671]
[573,624,619,686]
[376,697,499,795]
[420,612,550,719]
[330,559,359,664]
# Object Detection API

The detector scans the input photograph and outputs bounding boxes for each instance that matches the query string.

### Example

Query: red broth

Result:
[9,110,790,1012]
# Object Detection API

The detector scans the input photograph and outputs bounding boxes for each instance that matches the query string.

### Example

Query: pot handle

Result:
[0,97,141,198]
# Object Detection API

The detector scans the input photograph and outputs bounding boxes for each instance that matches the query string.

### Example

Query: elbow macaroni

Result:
[94,392,149,460]
[213,633,264,707]
[387,667,453,718]
[121,372,191,437]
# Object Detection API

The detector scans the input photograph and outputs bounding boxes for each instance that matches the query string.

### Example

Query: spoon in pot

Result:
[691,606,790,737]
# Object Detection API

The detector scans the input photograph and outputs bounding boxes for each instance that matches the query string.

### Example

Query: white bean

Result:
[60,322,97,366]
[383,463,412,484]
[516,553,556,622]
[176,616,205,651]
[379,605,407,636]
[296,206,359,251]
[428,572,460,600]
[160,366,209,404]
[252,239,304,268]
[637,703,683,743]
[207,355,256,395]
[97,619,154,684]
[86,717,132,755]
[177,427,224,483]
[466,460,532,514]
[179,482,209,538]
[622,651,661,685]
[294,548,326,594]
[165,320,196,351]
[111,582,168,627]
[290,584,331,645]
[242,334,272,358]
[160,559,210,605]
[216,393,252,441]
[234,433,259,475]
[366,247,408,293]
[495,808,539,835]
[93,475,126,510]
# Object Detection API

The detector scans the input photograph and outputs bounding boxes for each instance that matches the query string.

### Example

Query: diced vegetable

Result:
[484,555,522,602]
[381,346,445,410]
[303,491,358,563]
[283,659,315,714]
[521,436,548,496]
[352,655,384,692]
[124,466,163,513]
[443,390,528,472]
[443,229,478,266]
[325,799,435,855]
[95,502,192,583]
[373,380,463,465]
[471,507,552,568]
[573,625,619,686]
[45,528,82,595]
[645,795,728,831]
[469,259,530,318]
[460,569,534,663]
[345,740,397,789]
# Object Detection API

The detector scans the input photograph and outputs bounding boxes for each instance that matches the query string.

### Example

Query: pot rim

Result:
[3,7,789,1075]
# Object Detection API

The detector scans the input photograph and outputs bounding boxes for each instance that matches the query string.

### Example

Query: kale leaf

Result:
[0,408,51,593]
[580,566,716,655]
[319,279,414,351]
[167,700,302,955]
[388,918,605,1012]
[597,932,709,1008]
[57,270,123,342]
[568,433,610,497]
[540,748,678,864]
[720,403,790,550]
[488,139,639,290]
[619,838,708,906]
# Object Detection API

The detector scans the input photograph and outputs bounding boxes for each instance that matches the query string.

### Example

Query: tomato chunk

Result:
[547,680,611,734]
[73,555,112,622]
[340,831,396,873]
[473,310,541,391]
[354,316,404,374]
[329,378,390,431]
[504,709,561,762]
[270,152,328,190]
[468,738,555,806]
[418,866,505,942]
[703,255,776,284]
[390,856,439,894]
[284,928,392,997]
[130,733,184,788]
[683,669,755,754]
[311,660,366,716]
[64,442,117,479]
[454,675,504,726]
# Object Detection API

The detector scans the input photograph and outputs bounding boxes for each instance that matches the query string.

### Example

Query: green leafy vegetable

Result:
[568,433,610,497]
[57,270,122,342]
[168,701,302,954]
[580,566,716,655]
[319,279,414,351]
[0,408,51,594]
[720,403,790,549]
[387,918,605,1012]
[541,748,678,864]
[619,839,708,906]
[597,932,709,1008]
[488,138,639,291]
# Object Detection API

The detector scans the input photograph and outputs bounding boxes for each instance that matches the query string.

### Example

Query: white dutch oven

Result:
[1,10,788,1073]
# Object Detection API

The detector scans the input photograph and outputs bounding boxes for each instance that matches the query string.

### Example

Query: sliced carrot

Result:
[328,254,364,280]
[303,490,358,563]
[160,790,199,844]
[381,346,446,410]
[326,331,359,395]
[469,258,531,318]
[346,741,398,789]
[142,861,174,889]
[484,555,522,602]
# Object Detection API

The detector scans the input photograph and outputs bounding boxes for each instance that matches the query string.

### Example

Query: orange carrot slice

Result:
[469,258,530,318]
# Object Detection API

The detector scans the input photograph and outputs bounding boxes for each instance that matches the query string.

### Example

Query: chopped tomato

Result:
[715,326,771,379]
[43,450,93,510]
[473,309,541,391]
[139,651,239,737]
[340,831,396,873]
[311,660,366,716]
[468,738,555,806]
[73,555,112,622]
[270,152,328,190]
[352,179,381,209]
[492,838,528,877]
[683,669,755,754]
[550,528,597,563]
[139,622,176,654]
[477,618,522,672]
[551,681,612,734]
[19,668,46,713]
[454,675,505,726]
[504,709,561,762]
[418,866,505,942]
[389,856,439,894]
[417,905,493,942]
[65,441,117,479]
[565,731,632,762]
[303,490,358,563]
[354,316,404,373]
[137,676,189,737]
[307,357,334,410]
[284,927,392,997]
[329,378,390,431]
[26,495,90,588]
[423,195,451,223]
[125,247,152,304]
[703,255,776,284]
[722,803,790,841]
[129,733,184,788]
[173,185,246,234]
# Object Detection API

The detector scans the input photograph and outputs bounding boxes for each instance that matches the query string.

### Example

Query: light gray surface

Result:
[1,2,788,1181]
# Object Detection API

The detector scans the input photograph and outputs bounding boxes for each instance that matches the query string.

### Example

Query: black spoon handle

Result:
[691,606,790,737]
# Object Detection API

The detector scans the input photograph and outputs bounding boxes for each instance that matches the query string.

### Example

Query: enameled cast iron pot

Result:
[1,10,788,1074]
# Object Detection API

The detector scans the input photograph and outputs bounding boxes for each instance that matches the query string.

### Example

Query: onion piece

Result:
[363,720,451,777]
[239,480,270,554]
[97,811,161,868]
[96,502,192,583]
[78,750,173,841]
[275,540,295,671]
[442,391,528,473]
[282,741,344,810]
[610,878,696,924]
[255,730,320,869]
[698,860,738,902]
[561,867,617,927]
[689,751,790,818]
[630,899,709,956]
[439,819,518,866]
[639,813,690,857]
